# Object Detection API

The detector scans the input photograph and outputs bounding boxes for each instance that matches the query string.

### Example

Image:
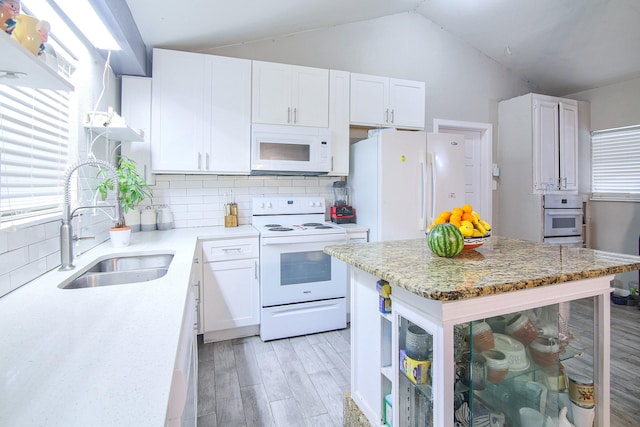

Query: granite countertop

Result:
[324,236,640,301]
[0,225,258,427]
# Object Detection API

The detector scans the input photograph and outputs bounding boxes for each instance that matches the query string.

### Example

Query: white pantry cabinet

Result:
[499,93,578,195]
[252,60,329,127]
[350,73,425,130]
[151,48,251,174]
[533,95,578,192]
[328,69,351,176]
[200,237,260,342]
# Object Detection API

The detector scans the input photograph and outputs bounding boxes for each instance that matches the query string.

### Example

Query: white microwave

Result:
[250,124,332,175]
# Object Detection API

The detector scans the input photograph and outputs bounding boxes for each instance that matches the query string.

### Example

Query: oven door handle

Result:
[261,234,348,245]
[545,209,583,216]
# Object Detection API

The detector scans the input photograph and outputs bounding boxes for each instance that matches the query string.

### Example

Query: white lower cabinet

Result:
[200,237,260,342]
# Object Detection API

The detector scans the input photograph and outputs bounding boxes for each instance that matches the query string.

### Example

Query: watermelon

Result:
[427,223,464,257]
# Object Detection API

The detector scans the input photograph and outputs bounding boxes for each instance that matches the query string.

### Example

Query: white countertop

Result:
[0,225,258,427]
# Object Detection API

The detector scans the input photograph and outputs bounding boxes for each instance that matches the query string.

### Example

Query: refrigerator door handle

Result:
[420,153,427,230]
[428,152,436,224]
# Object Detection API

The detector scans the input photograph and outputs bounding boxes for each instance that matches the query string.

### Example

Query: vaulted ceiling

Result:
[122,0,640,95]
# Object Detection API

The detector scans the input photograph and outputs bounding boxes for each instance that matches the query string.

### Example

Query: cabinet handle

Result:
[391,109,395,124]
[206,153,210,170]
[255,260,258,280]
[143,165,147,181]
[287,107,291,123]
[562,177,567,189]
[385,108,389,123]
[198,152,202,170]
[294,108,297,124]
[193,257,199,264]
[222,248,243,253]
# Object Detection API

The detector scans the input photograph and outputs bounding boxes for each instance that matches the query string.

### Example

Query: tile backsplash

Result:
[0,174,340,296]
[144,174,338,228]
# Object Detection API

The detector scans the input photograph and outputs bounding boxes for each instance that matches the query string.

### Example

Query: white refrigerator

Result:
[349,130,465,242]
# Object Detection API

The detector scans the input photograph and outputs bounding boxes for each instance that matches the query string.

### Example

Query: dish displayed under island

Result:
[324,236,640,427]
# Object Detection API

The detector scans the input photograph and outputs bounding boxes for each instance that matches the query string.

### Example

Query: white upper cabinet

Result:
[252,61,329,127]
[350,73,425,130]
[533,94,578,192]
[151,48,251,174]
[328,70,350,176]
[120,76,154,185]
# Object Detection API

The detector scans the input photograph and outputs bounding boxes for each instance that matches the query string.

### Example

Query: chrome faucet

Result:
[59,159,121,271]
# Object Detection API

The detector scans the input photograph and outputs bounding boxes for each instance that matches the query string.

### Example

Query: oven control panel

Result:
[252,197,326,215]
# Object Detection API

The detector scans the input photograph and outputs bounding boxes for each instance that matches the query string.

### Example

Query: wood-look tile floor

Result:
[197,328,351,427]
[197,298,640,426]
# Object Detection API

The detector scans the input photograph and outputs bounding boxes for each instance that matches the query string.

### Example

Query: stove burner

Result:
[269,227,293,232]
[265,224,281,228]
[302,222,323,227]
[314,225,333,229]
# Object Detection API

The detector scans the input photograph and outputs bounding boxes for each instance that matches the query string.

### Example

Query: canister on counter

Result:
[569,375,595,408]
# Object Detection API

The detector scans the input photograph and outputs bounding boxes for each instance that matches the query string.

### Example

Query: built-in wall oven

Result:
[252,197,347,341]
[543,194,583,247]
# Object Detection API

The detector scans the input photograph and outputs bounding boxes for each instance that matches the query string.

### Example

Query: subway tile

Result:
[0,247,29,273]
[11,258,47,290]
[7,224,46,250]
[171,180,204,189]
[28,237,59,262]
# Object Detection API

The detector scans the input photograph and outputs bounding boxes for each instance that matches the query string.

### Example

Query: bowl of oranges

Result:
[428,204,492,251]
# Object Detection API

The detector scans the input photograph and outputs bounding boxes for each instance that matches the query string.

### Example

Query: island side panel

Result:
[351,267,384,424]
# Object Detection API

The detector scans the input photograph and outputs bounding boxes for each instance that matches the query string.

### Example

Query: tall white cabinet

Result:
[251,60,329,127]
[497,93,580,241]
[151,48,252,174]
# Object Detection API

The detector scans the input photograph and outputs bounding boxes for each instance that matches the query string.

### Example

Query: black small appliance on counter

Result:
[330,181,356,224]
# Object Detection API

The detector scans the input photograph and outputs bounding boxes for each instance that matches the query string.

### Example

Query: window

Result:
[0,86,71,223]
[591,125,640,201]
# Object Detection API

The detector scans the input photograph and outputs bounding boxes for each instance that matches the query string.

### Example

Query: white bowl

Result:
[613,288,630,297]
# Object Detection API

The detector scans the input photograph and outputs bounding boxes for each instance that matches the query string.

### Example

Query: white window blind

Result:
[0,86,71,222]
[591,125,640,201]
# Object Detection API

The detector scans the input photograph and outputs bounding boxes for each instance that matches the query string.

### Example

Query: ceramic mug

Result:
[505,313,538,345]
[472,320,495,352]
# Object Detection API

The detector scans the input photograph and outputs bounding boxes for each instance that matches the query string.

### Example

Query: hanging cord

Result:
[87,50,113,160]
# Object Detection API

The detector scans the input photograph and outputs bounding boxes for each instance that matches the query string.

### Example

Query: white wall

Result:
[568,77,640,288]
[205,13,533,132]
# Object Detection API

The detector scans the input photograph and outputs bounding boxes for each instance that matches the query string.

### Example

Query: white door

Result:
[251,61,292,125]
[389,78,425,130]
[559,102,578,191]
[433,120,493,222]
[202,259,259,332]
[534,99,560,191]
[209,55,252,174]
[151,49,207,172]
[350,73,389,126]
[291,65,329,127]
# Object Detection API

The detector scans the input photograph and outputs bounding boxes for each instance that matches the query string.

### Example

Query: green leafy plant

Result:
[96,156,153,228]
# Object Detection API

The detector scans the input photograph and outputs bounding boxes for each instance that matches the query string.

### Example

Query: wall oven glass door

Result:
[543,209,583,237]
[260,234,347,306]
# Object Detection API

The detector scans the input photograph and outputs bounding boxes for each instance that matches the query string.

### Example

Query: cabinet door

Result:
[533,99,560,191]
[350,73,389,126]
[328,69,350,176]
[151,49,208,172]
[559,102,578,191]
[389,78,425,130]
[291,65,329,127]
[251,61,292,125]
[202,259,260,332]
[121,76,155,184]
[209,55,252,174]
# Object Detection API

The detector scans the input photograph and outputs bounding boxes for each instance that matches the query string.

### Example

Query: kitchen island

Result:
[324,236,640,427]
[0,226,257,427]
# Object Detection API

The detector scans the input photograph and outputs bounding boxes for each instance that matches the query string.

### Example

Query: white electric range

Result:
[252,196,348,341]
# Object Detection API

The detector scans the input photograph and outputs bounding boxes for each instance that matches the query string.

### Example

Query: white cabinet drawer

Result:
[202,238,259,262]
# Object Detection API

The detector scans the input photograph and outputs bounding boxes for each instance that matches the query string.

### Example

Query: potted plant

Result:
[96,156,153,247]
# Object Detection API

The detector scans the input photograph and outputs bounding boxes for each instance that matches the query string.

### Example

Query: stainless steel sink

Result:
[60,254,174,289]
[85,254,174,273]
